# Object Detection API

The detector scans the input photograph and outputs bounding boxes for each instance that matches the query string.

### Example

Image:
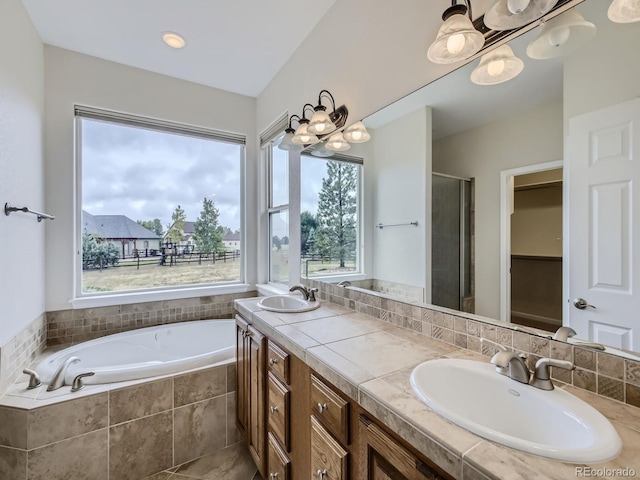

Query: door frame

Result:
[499,160,564,323]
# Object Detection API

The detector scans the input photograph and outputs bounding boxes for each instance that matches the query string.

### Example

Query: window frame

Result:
[73,106,248,306]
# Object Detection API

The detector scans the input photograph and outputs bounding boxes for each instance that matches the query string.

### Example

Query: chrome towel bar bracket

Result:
[4,203,55,222]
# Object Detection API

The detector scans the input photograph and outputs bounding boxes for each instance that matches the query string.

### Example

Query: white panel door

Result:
[567,98,640,351]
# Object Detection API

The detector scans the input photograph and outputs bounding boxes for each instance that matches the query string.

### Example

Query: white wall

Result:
[371,107,432,296]
[0,0,44,345]
[44,47,257,311]
[433,100,563,319]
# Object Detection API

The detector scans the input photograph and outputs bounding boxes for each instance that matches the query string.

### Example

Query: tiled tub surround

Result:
[235,297,640,480]
[0,314,47,396]
[0,360,239,480]
[46,292,257,346]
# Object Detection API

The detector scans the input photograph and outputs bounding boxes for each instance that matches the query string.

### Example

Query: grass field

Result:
[82,258,241,292]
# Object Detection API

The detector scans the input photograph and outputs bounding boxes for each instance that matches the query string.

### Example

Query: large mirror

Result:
[318,0,640,357]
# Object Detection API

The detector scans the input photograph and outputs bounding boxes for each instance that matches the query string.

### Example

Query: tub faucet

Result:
[336,280,351,287]
[289,285,318,301]
[47,356,80,391]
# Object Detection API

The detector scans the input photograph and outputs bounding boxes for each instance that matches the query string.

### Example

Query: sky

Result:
[82,118,242,231]
[81,118,334,234]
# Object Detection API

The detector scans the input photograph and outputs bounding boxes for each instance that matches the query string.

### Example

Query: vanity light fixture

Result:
[608,0,640,23]
[309,142,335,157]
[526,8,596,59]
[277,115,304,152]
[427,0,485,64]
[343,121,371,143]
[484,0,559,31]
[162,32,186,49]
[308,90,339,135]
[325,131,351,152]
[470,44,524,85]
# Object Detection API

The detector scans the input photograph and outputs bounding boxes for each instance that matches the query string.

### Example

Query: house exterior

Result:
[163,220,196,253]
[223,232,241,253]
[83,211,162,258]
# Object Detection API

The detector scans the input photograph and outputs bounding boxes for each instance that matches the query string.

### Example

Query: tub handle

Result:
[71,372,95,392]
[22,369,42,389]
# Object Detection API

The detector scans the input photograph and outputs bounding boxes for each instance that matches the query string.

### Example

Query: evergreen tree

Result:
[82,231,119,270]
[300,210,318,255]
[167,205,186,244]
[137,219,163,236]
[314,161,357,268]
[193,198,224,254]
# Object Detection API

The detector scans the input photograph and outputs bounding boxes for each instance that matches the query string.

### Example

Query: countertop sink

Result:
[410,358,621,463]
[257,294,321,313]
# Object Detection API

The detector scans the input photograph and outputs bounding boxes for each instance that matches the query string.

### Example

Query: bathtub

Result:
[35,319,235,386]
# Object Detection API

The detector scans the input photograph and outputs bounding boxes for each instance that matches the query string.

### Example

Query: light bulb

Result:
[314,123,326,133]
[547,27,570,47]
[447,33,466,55]
[487,59,506,77]
[350,131,363,141]
[300,134,311,143]
[507,0,531,14]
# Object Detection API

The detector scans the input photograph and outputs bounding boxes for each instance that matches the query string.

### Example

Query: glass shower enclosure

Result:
[431,173,473,312]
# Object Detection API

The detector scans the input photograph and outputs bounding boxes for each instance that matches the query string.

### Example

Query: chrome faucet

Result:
[336,280,351,287]
[481,338,529,384]
[553,326,577,341]
[289,285,318,301]
[553,326,606,350]
[47,356,80,391]
[530,358,575,390]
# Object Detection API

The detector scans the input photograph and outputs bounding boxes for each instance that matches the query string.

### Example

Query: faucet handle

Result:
[22,369,42,389]
[308,288,318,301]
[71,372,95,392]
[530,358,575,390]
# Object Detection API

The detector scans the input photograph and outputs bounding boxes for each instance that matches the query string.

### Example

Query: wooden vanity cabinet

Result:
[235,315,267,477]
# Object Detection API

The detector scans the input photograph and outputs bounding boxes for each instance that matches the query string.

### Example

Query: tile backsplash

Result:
[46,291,257,346]
[303,279,640,410]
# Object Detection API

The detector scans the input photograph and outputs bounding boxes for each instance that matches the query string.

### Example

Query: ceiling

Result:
[21,0,337,97]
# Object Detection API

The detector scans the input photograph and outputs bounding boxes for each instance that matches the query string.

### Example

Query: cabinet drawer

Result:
[311,415,348,480]
[267,432,291,480]
[268,371,290,450]
[268,341,290,384]
[310,374,349,445]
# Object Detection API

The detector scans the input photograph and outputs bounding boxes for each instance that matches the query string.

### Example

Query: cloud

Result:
[82,119,242,230]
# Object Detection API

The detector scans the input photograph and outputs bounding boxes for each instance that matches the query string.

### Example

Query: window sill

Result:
[302,273,366,283]
[256,283,289,296]
[70,283,252,309]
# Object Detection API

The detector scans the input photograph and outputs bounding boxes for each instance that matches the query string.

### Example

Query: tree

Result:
[193,197,224,254]
[272,235,282,251]
[166,205,186,244]
[82,231,119,270]
[314,161,357,268]
[300,210,318,254]
[137,219,163,236]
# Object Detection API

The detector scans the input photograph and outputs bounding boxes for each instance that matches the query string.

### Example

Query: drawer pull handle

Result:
[269,358,278,366]
[269,405,278,414]
[317,402,328,414]
[317,469,328,479]
[270,473,279,479]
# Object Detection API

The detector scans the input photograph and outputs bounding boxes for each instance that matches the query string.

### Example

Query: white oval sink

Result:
[410,358,621,463]
[257,295,321,313]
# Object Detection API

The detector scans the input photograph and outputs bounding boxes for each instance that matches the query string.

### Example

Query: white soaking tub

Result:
[36,319,235,386]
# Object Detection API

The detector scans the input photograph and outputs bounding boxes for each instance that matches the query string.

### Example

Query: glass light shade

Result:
[325,132,351,152]
[308,107,337,135]
[292,121,319,145]
[526,9,596,60]
[608,0,640,23]
[310,143,334,157]
[471,44,524,85]
[427,14,485,64]
[484,0,558,30]
[343,121,371,143]
[277,129,303,152]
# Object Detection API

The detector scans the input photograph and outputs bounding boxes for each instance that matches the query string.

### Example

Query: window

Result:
[268,144,289,285]
[76,106,244,295]
[300,154,361,278]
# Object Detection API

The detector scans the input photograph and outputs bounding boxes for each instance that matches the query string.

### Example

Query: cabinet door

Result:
[247,324,267,476]
[235,315,249,437]
[268,432,291,480]
[311,415,348,480]
[358,415,449,480]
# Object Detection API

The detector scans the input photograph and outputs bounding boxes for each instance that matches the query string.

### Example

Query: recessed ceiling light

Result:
[162,32,186,49]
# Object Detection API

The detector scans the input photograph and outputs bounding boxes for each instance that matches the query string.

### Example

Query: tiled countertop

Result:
[235,297,640,480]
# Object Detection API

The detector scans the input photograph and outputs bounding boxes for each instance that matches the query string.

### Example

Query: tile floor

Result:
[144,442,261,480]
